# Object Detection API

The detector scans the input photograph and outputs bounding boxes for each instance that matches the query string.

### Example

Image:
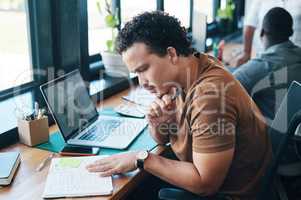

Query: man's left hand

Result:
[86,152,138,177]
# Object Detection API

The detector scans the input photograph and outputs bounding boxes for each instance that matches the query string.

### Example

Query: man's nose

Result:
[138,74,147,86]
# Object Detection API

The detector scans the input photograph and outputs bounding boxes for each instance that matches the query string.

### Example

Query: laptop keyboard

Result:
[78,120,122,142]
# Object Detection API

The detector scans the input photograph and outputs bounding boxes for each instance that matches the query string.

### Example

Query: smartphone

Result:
[59,145,100,156]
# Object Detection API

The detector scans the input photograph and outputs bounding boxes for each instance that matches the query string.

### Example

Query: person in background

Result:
[234,0,301,66]
[234,7,301,120]
[86,11,272,200]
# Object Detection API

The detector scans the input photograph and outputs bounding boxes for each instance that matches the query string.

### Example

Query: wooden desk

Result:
[0,88,166,200]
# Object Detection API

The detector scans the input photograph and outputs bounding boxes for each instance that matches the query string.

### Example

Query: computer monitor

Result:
[192,11,207,53]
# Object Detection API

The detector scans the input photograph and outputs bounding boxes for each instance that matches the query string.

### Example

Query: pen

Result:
[37,108,46,119]
[36,153,55,172]
[34,102,39,119]
[171,88,181,101]
[25,113,34,121]
[121,97,148,108]
[37,109,42,119]
[162,88,180,110]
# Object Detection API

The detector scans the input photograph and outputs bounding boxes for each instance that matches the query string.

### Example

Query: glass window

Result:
[88,0,112,55]
[195,0,214,23]
[120,0,156,26]
[0,0,32,92]
[164,0,191,28]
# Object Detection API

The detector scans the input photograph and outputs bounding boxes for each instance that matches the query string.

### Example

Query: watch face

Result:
[138,151,148,160]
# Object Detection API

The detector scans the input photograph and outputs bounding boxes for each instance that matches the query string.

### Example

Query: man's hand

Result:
[86,152,138,177]
[146,94,177,144]
[147,94,177,126]
[233,25,255,67]
[233,52,250,67]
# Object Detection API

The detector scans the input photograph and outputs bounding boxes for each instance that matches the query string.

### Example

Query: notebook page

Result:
[42,156,113,198]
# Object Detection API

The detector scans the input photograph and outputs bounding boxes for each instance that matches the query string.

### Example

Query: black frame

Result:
[0,0,54,100]
[0,0,38,101]
[0,0,54,147]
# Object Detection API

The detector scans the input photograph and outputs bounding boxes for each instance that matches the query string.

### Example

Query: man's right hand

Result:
[147,94,177,144]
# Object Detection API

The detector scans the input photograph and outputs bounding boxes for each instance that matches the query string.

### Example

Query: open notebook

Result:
[42,156,113,198]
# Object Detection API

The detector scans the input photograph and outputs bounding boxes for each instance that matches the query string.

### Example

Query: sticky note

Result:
[57,158,82,168]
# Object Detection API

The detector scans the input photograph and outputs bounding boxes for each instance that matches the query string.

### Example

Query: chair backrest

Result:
[252,63,301,121]
[257,81,301,200]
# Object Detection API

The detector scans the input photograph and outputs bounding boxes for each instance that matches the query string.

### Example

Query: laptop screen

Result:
[41,70,98,140]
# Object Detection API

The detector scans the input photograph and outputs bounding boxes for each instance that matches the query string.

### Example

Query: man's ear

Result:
[166,47,178,64]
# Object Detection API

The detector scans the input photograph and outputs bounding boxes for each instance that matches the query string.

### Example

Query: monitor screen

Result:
[41,71,98,139]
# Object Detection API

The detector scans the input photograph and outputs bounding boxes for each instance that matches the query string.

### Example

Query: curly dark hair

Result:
[116,11,193,57]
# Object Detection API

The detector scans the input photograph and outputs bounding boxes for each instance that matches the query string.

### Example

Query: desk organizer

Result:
[17,116,49,146]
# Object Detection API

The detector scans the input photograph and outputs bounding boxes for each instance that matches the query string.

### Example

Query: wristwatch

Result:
[135,150,149,169]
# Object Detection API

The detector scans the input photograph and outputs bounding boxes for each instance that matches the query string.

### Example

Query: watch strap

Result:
[136,158,144,169]
[136,150,149,169]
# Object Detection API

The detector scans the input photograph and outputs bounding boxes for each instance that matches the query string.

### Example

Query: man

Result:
[86,11,271,200]
[234,7,301,120]
[234,0,301,66]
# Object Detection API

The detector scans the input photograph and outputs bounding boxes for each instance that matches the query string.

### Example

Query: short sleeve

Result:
[244,0,261,28]
[188,81,237,153]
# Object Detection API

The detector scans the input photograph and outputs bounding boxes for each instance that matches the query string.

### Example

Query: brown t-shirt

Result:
[169,53,272,200]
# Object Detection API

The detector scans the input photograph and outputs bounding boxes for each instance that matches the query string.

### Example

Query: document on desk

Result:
[122,86,156,107]
[42,155,113,198]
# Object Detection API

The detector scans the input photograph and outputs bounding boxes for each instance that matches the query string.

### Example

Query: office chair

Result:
[255,81,301,200]
[257,110,301,200]
[251,63,301,121]
[158,188,230,200]
[254,80,301,200]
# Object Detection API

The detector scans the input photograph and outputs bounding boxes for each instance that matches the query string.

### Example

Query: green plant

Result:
[216,0,235,34]
[217,0,235,20]
[96,0,119,53]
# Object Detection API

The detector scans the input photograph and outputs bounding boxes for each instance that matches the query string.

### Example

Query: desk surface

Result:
[0,88,166,200]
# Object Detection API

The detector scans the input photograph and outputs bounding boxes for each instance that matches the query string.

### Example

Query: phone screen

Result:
[60,145,99,155]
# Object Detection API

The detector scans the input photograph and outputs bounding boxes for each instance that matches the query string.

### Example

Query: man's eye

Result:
[137,67,147,73]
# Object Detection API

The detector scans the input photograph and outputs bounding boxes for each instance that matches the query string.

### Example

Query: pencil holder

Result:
[17,116,49,146]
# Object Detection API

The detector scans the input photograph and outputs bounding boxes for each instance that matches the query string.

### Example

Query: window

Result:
[120,0,156,26]
[164,0,191,28]
[88,0,112,55]
[195,0,215,24]
[0,0,32,92]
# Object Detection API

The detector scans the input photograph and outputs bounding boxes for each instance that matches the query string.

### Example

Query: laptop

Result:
[40,70,148,149]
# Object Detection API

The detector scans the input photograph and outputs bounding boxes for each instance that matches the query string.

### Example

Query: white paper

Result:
[42,155,113,198]
[122,87,156,107]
